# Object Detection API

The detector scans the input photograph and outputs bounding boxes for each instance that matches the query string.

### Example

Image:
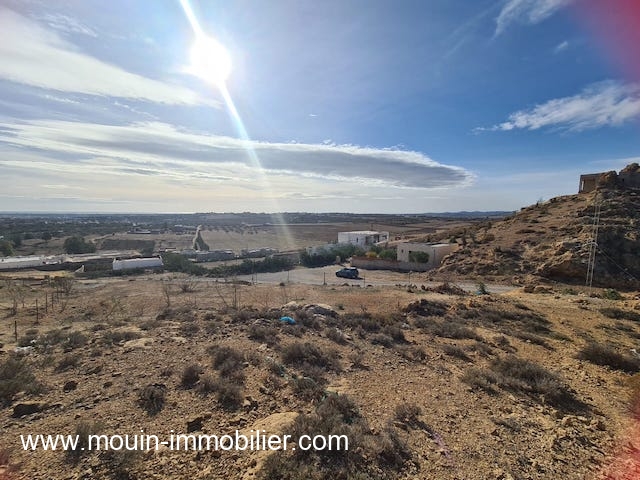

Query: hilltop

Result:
[433,166,640,289]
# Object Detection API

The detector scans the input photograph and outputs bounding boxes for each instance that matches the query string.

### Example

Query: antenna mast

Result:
[585,194,601,291]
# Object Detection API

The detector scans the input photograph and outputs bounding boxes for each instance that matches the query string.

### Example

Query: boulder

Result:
[303,303,338,317]
[13,402,43,417]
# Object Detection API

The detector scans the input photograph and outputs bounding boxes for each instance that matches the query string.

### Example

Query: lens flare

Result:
[188,35,232,86]
[179,0,296,251]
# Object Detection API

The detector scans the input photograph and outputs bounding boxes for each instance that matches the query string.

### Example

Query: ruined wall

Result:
[579,163,640,193]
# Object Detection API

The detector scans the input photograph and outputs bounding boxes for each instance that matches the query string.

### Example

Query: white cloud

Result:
[553,40,569,54]
[0,119,474,189]
[481,81,640,132]
[495,0,576,35]
[0,8,211,106]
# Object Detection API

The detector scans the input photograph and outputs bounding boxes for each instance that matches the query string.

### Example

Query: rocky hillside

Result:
[434,166,640,288]
[2,276,640,479]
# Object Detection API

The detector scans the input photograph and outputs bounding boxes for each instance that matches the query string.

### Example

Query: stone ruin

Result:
[579,163,640,193]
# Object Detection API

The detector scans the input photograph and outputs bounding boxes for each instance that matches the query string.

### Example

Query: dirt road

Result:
[235,265,515,293]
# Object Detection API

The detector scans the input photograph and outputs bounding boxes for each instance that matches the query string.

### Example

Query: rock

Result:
[304,303,338,317]
[533,285,551,294]
[14,346,35,355]
[536,251,586,280]
[589,418,607,431]
[187,416,206,433]
[63,380,78,392]
[13,402,43,417]
[243,396,258,410]
[229,415,247,426]
[282,301,300,310]
[85,365,103,375]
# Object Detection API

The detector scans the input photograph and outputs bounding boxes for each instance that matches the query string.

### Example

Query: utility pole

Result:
[585,195,601,292]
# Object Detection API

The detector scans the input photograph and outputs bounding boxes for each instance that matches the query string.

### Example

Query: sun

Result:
[188,34,232,87]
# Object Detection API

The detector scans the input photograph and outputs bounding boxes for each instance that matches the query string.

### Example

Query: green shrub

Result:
[602,289,623,300]
[63,236,96,254]
[300,244,365,268]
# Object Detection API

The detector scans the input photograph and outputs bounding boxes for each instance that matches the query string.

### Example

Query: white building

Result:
[112,257,164,271]
[337,231,390,247]
[396,243,458,269]
[0,255,48,270]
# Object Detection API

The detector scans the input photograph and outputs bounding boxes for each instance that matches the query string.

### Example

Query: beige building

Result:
[396,242,458,269]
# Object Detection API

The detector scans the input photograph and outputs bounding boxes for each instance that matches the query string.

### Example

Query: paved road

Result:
[234,265,516,294]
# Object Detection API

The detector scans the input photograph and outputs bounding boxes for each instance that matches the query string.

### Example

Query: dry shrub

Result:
[215,379,243,411]
[325,327,348,345]
[578,343,640,373]
[281,342,341,372]
[395,345,427,363]
[259,394,411,479]
[442,344,472,362]
[1,355,43,406]
[55,353,80,372]
[67,420,102,461]
[248,324,280,346]
[600,307,640,322]
[394,403,422,427]
[492,356,586,411]
[181,364,202,389]
[138,383,167,415]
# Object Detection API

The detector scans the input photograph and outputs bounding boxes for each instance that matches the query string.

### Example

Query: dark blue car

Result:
[335,267,359,279]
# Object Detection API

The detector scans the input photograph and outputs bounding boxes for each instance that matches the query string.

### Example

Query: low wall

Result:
[351,256,432,272]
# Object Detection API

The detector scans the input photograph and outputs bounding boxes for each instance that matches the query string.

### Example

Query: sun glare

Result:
[188,34,232,86]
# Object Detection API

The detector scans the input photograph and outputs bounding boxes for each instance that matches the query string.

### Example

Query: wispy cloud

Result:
[35,13,97,37]
[0,120,474,189]
[0,8,210,106]
[479,81,640,132]
[495,0,576,35]
[553,40,569,54]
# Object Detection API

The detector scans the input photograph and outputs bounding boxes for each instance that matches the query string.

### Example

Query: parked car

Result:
[336,267,359,279]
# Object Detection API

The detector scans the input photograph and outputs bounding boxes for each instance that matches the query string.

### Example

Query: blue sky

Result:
[1,0,639,213]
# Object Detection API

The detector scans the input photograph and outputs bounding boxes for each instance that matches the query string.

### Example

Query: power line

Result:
[595,244,639,283]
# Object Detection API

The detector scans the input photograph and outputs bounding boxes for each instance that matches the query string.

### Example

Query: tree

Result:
[41,231,52,242]
[9,233,22,248]
[0,240,14,257]
[378,248,397,260]
[5,279,25,315]
[409,251,430,263]
[63,236,96,254]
